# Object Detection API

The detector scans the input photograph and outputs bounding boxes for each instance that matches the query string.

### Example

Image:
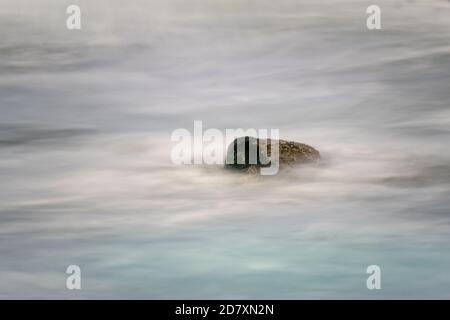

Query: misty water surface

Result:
[1,0,450,298]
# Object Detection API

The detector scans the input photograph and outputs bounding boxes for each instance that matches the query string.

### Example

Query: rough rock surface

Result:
[225,136,320,172]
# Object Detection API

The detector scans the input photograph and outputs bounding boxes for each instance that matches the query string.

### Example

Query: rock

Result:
[225,136,320,172]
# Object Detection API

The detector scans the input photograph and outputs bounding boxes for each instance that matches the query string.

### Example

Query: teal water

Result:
[1,0,450,298]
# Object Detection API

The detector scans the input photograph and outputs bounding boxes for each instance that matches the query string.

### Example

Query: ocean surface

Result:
[1,0,450,298]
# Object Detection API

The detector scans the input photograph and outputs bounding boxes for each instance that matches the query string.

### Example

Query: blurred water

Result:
[1,0,450,298]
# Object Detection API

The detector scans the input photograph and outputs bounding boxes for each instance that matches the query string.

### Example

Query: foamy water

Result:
[1,0,450,298]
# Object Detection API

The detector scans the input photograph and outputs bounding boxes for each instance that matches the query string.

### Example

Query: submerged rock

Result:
[225,136,320,173]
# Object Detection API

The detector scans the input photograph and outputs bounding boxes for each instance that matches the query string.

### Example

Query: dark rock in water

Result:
[225,136,320,172]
